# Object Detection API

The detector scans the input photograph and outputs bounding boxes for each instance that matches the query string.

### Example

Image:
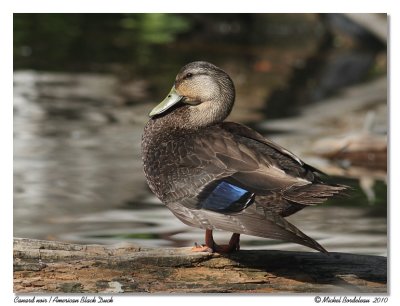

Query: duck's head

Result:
[149,61,235,128]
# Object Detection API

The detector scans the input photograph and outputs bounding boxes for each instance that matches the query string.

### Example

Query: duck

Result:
[141,61,346,253]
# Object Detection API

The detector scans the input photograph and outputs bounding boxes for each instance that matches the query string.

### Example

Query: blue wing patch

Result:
[200,181,255,213]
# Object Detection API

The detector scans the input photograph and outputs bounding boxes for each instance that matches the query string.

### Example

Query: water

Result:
[13,14,387,256]
[13,68,387,256]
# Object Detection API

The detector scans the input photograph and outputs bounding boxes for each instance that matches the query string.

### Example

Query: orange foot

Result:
[191,230,240,254]
[191,242,213,253]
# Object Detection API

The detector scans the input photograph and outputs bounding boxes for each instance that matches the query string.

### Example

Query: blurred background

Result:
[13,13,387,255]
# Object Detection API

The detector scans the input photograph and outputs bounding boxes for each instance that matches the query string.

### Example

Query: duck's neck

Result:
[186,98,233,129]
[183,77,236,130]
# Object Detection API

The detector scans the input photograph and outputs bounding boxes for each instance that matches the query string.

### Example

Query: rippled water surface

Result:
[13,69,387,256]
[13,14,387,256]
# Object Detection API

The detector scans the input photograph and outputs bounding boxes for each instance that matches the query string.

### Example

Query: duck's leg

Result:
[214,233,240,253]
[191,230,240,253]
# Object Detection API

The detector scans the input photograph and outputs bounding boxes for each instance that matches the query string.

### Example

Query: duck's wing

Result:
[185,122,316,194]
[220,122,346,202]
[220,121,323,176]
[170,121,345,210]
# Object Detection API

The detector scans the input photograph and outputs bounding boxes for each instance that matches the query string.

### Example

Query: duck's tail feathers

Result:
[283,183,348,205]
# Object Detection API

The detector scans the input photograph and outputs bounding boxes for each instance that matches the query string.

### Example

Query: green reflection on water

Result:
[13,13,192,71]
[325,178,387,217]
[120,14,191,44]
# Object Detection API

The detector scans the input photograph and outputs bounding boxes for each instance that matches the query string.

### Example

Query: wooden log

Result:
[13,238,387,293]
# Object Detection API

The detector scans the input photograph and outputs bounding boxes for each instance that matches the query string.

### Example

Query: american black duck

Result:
[142,61,346,253]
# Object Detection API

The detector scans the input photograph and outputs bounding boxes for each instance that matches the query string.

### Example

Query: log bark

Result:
[13,238,387,294]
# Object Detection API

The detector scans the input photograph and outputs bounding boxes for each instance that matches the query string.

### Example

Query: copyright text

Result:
[314,296,388,304]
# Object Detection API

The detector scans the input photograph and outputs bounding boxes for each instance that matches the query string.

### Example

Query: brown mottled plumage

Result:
[142,61,347,253]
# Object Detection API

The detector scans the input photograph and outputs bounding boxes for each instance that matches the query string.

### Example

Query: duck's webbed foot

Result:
[191,229,240,254]
[191,242,214,253]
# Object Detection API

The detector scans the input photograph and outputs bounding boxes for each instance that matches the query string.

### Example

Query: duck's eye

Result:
[185,73,193,79]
